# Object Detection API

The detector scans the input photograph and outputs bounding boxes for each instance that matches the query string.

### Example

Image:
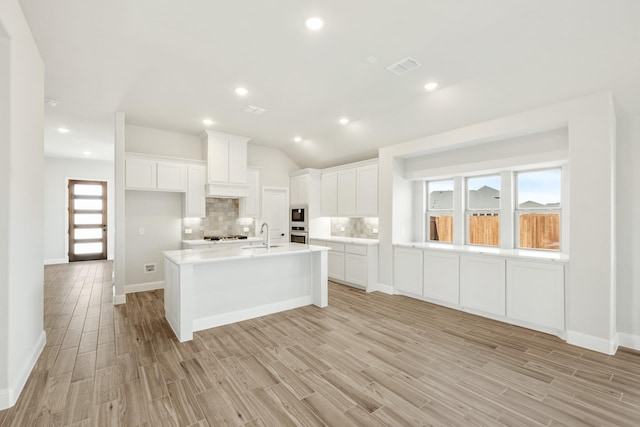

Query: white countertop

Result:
[182,237,262,246]
[309,236,379,245]
[394,241,569,263]
[165,243,329,265]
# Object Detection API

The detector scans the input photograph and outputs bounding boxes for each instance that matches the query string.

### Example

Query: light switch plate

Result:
[185,228,192,234]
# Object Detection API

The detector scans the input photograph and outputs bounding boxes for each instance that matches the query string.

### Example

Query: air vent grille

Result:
[243,105,267,115]
[386,57,421,76]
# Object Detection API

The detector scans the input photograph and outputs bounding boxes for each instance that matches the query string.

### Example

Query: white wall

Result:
[44,158,115,263]
[248,143,300,187]
[124,191,182,288]
[0,0,45,409]
[126,124,202,160]
[379,92,617,354]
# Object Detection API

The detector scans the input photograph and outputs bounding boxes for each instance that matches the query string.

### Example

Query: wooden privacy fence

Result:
[430,213,559,250]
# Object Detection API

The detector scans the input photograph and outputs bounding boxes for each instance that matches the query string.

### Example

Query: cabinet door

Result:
[125,158,156,189]
[337,169,357,216]
[423,251,459,305]
[290,175,308,205]
[184,165,206,218]
[394,247,423,295]
[345,253,367,287]
[207,137,229,183]
[356,164,378,216]
[240,168,260,218]
[328,251,345,281]
[507,261,564,330]
[460,255,505,316]
[228,139,247,184]
[321,172,338,216]
[157,162,187,192]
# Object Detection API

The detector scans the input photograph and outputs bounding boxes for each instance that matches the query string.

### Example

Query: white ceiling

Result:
[18,0,640,168]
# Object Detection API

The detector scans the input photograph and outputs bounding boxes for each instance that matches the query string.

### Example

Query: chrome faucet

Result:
[260,222,270,248]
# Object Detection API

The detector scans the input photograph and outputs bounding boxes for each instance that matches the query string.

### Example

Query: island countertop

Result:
[164,243,329,265]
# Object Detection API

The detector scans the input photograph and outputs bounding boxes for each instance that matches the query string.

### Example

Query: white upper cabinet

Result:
[184,164,206,218]
[125,158,156,190]
[320,160,378,217]
[321,172,338,216]
[202,130,250,186]
[356,164,378,216]
[157,161,187,192]
[240,167,260,218]
[337,169,357,216]
[290,174,310,205]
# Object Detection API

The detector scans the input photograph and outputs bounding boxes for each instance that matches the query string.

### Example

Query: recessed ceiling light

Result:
[57,127,70,133]
[203,118,214,126]
[305,17,325,31]
[83,151,91,156]
[424,81,439,91]
[339,117,349,125]
[294,136,302,143]
[235,87,248,96]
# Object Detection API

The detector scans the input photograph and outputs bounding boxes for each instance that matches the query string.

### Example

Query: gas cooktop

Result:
[203,235,248,241]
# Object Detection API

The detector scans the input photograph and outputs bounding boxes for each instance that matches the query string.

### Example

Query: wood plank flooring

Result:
[2,260,640,426]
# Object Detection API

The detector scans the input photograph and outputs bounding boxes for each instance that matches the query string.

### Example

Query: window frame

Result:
[514,167,562,252]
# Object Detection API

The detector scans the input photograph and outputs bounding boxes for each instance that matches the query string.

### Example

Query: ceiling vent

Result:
[385,57,421,76]
[243,105,267,115]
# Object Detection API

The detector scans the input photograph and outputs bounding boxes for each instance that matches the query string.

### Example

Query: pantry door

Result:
[261,187,289,244]
[68,180,107,261]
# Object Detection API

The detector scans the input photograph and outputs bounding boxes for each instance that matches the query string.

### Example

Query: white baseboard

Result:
[0,330,46,410]
[193,296,313,333]
[617,332,640,351]
[44,258,67,265]
[369,283,394,295]
[125,281,164,294]
[567,330,618,355]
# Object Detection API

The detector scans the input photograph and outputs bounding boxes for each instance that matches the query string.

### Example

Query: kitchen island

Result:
[163,243,329,342]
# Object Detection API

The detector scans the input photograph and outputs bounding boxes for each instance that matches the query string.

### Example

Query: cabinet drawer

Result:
[327,242,345,252]
[345,244,367,255]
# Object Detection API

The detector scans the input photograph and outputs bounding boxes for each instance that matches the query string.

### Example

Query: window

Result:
[516,168,561,251]
[426,179,453,242]
[466,175,500,247]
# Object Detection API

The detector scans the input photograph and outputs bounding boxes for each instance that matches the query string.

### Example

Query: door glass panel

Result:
[74,242,102,254]
[74,199,103,210]
[74,228,103,239]
[74,214,102,225]
[74,184,103,196]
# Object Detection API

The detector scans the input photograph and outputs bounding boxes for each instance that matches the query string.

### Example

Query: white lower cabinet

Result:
[345,254,367,287]
[328,251,345,281]
[507,260,565,330]
[393,247,423,295]
[460,255,506,316]
[423,251,459,305]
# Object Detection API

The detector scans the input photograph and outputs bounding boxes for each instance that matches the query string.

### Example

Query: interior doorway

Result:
[68,179,107,261]
[261,186,289,244]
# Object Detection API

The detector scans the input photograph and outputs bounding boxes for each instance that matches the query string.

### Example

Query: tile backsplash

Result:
[182,198,255,240]
[331,217,379,239]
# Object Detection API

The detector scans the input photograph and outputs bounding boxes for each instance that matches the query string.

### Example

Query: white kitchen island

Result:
[163,243,329,342]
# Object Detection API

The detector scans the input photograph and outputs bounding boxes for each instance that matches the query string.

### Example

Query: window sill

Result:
[394,242,569,263]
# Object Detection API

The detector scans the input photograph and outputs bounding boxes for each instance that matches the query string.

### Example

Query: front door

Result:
[68,180,107,261]
[261,187,289,244]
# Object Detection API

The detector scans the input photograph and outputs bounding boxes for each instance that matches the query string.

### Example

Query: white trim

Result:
[0,331,46,410]
[125,281,164,294]
[44,258,67,265]
[566,330,618,355]
[193,296,313,332]
[617,333,640,351]
[369,282,394,295]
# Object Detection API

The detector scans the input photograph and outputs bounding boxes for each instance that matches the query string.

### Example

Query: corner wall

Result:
[0,0,46,409]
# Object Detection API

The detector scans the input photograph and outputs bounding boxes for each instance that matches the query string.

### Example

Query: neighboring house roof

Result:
[430,185,500,210]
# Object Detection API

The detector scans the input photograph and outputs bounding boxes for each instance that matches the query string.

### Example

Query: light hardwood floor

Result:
[1,260,640,426]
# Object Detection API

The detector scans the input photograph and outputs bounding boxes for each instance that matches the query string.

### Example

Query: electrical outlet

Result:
[185,228,192,235]
[139,227,145,236]
[340,226,345,232]
[144,263,156,273]
[373,228,379,233]
[243,227,249,232]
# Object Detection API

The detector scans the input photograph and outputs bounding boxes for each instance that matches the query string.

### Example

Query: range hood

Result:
[205,183,248,198]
